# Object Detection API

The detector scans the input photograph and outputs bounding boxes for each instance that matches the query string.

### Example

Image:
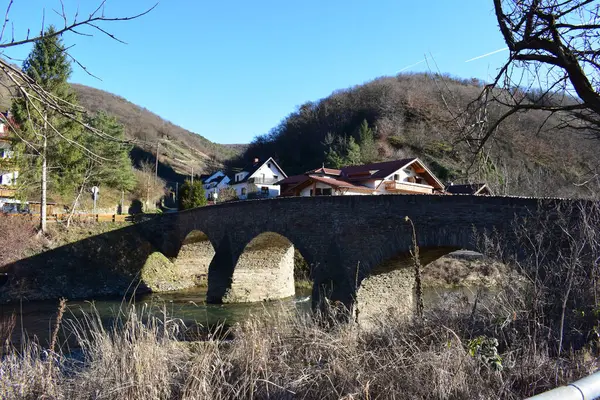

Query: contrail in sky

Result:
[465,47,508,63]
[398,58,426,72]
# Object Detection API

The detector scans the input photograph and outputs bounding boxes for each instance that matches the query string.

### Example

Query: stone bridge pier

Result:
[1,195,592,321]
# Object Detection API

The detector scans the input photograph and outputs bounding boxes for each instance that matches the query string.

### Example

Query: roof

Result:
[341,158,417,180]
[446,183,492,195]
[276,174,310,186]
[290,174,375,194]
[306,166,342,176]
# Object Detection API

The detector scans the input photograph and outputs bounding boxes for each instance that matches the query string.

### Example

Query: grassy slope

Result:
[236,73,600,198]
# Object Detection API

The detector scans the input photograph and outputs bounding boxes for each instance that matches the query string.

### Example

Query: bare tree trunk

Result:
[40,121,47,233]
[66,172,89,228]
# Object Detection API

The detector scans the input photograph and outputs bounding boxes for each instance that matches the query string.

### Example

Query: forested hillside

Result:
[0,71,243,181]
[236,73,600,198]
[72,84,242,180]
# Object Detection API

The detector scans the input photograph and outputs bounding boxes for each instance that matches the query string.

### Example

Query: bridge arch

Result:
[355,247,460,325]
[174,229,216,287]
[208,231,314,303]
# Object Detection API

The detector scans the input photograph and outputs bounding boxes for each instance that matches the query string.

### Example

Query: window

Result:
[241,188,247,196]
[415,177,423,184]
[394,174,400,181]
[315,188,323,196]
[273,175,278,180]
[261,186,269,195]
[309,189,313,196]
[268,163,272,168]
[322,188,332,196]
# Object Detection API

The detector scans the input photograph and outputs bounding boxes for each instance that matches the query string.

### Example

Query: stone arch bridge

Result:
[1,195,592,315]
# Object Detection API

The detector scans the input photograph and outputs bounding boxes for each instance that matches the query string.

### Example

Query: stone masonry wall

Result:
[2,195,594,313]
[174,232,215,286]
[223,233,295,303]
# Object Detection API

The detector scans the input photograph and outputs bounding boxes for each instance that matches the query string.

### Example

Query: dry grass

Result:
[0,288,597,400]
[0,216,38,266]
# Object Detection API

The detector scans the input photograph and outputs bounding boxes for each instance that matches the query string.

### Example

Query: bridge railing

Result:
[526,370,600,399]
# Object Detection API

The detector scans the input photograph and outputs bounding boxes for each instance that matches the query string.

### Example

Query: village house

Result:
[0,112,21,212]
[278,158,445,197]
[201,170,231,200]
[229,157,287,200]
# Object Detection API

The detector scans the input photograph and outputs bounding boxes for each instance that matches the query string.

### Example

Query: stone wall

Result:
[1,195,594,314]
[174,231,215,286]
[223,232,295,303]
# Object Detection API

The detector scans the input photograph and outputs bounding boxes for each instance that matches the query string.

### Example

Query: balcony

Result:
[248,177,280,185]
[384,181,433,194]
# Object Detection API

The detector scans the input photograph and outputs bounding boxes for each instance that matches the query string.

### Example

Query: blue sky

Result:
[3,1,508,144]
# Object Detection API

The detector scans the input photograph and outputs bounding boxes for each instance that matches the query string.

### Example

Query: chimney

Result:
[254,157,259,164]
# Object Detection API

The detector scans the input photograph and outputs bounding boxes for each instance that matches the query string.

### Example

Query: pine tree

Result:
[358,119,378,163]
[11,26,83,231]
[64,112,136,226]
[85,112,136,192]
[345,136,362,166]
[325,147,344,168]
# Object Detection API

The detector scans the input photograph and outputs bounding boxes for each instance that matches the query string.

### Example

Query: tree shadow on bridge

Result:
[0,220,170,303]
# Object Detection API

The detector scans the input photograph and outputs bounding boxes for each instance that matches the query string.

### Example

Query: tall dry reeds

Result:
[0,293,597,400]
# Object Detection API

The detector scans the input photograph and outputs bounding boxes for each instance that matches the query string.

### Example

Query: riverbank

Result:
[1,285,597,399]
[422,252,510,288]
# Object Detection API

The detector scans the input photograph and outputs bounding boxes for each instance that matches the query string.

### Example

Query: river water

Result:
[0,286,313,347]
[0,285,485,347]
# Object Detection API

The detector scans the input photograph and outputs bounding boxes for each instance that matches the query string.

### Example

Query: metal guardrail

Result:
[526,371,600,399]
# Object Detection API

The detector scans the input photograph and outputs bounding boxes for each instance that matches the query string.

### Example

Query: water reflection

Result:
[0,286,313,347]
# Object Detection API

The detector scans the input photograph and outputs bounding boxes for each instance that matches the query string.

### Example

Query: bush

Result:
[178,180,207,210]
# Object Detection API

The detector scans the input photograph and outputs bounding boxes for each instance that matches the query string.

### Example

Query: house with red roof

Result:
[278,158,445,197]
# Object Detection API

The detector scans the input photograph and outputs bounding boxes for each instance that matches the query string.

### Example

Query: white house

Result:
[0,141,18,187]
[202,170,231,200]
[229,157,287,200]
[278,158,445,197]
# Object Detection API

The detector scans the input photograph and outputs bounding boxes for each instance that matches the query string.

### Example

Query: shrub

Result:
[178,180,207,210]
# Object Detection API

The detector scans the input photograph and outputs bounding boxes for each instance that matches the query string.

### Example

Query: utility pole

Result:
[155,140,160,179]
[191,167,194,184]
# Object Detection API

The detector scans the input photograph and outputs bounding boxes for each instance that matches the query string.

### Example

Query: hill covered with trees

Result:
[72,84,242,180]
[0,71,243,182]
[235,73,600,198]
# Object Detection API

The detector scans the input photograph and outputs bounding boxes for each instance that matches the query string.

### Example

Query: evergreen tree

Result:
[325,147,344,168]
[358,119,378,163]
[345,136,362,165]
[11,26,83,231]
[179,180,207,210]
[85,112,136,192]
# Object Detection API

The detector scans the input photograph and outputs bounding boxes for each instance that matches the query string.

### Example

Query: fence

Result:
[0,213,134,223]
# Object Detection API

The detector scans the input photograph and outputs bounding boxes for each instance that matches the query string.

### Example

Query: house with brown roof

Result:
[278,158,445,197]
